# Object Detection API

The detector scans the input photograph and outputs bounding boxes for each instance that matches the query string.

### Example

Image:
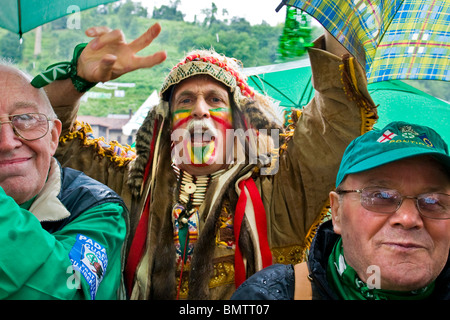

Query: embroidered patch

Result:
[418,133,435,148]
[216,200,235,250]
[400,125,419,139]
[69,234,108,300]
[377,130,397,143]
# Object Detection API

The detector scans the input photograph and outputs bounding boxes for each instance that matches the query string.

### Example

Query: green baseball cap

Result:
[336,121,450,187]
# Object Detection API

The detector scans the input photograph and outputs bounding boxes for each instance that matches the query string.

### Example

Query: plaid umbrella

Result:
[280,0,450,83]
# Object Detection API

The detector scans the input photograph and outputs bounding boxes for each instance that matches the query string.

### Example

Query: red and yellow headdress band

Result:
[160,49,255,103]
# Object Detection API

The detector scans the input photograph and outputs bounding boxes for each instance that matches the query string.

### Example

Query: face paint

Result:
[171,101,233,167]
[187,107,232,166]
[209,107,233,130]
[182,118,218,166]
[172,108,192,130]
[186,138,216,166]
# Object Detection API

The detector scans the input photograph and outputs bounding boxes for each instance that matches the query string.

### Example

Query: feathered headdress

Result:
[127,49,284,197]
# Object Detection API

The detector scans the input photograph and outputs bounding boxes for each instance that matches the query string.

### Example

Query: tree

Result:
[201,2,218,28]
[229,17,251,34]
[118,0,138,29]
[0,32,24,63]
[277,7,313,61]
[152,0,184,21]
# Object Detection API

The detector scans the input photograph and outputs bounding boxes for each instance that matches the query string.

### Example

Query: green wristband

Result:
[31,43,97,92]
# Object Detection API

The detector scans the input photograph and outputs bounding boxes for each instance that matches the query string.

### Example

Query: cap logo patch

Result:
[419,133,435,148]
[400,125,419,139]
[377,130,397,143]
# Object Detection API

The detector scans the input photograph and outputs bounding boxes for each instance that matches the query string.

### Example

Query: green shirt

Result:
[0,187,126,300]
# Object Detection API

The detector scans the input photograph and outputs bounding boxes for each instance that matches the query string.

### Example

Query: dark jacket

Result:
[41,165,126,233]
[231,220,450,300]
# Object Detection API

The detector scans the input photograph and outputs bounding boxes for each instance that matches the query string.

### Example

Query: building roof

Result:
[77,115,131,131]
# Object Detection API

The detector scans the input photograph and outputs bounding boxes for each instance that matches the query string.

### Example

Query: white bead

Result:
[184,182,196,194]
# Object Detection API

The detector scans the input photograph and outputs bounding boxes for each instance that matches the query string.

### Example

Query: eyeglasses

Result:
[0,113,51,141]
[336,186,450,220]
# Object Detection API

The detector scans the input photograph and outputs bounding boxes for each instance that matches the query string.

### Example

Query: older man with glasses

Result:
[232,121,450,300]
[0,64,128,300]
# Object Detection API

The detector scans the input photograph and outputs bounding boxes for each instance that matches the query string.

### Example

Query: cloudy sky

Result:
[135,0,288,26]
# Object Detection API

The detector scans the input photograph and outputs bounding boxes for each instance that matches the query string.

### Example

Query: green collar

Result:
[19,196,37,210]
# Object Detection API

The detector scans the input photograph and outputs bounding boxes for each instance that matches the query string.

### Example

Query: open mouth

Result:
[190,129,216,147]
[186,128,217,165]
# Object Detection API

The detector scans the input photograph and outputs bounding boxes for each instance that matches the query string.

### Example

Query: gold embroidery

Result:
[215,199,235,249]
[175,260,235,299]
[271,245,307,265]
[210,261,235,288]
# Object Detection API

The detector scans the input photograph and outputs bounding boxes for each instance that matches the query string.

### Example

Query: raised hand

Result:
[77,23,167,82]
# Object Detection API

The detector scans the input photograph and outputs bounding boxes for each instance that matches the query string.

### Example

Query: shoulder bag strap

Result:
[294,262,313,300]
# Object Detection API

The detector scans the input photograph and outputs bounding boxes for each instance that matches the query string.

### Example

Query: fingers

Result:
[85,26,112,38]
[85,23,161,53]
[80,24,166,80]
[129,23,162,53]
[94,54,117,82]
[86,28,126,51]
[133,51,167,70]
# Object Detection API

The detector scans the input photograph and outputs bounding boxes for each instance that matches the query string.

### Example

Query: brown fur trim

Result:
[127,107,172,198]
[150,209,177,299]
[127,108,156,197]
[147,138,178,299]
[240,99,285,149]
[187,164,252,299]
[241,98,283,131]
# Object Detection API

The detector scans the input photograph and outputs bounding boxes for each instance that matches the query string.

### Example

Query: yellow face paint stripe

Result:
[172,109,192,129]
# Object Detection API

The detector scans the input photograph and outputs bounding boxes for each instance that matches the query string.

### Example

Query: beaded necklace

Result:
[172,165,225,299]
[173,166,225,221]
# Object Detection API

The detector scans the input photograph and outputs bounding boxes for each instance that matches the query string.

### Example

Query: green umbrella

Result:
[0,0,118,37]
[369,81,450,143]
[246,58,313,110]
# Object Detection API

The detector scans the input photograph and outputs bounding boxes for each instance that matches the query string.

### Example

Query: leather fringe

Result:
[59,120,136,168]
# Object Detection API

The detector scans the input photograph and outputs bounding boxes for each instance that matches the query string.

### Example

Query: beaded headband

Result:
[160,50,255,102]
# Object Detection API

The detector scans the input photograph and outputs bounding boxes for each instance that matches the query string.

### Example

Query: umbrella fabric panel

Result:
[0,1,19,34]
[369,0,450,82]
[248,66,313,109]
[247,61,449,141]
[286,0,368,68]
[286,0,450,83]
[369,81,450,143]
[0,0,117,35]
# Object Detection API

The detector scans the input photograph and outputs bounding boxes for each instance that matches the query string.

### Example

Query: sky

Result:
[135,0,288,26]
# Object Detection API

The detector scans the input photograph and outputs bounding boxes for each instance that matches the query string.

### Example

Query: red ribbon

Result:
[124,118,159,295]
[234,177,272,288]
